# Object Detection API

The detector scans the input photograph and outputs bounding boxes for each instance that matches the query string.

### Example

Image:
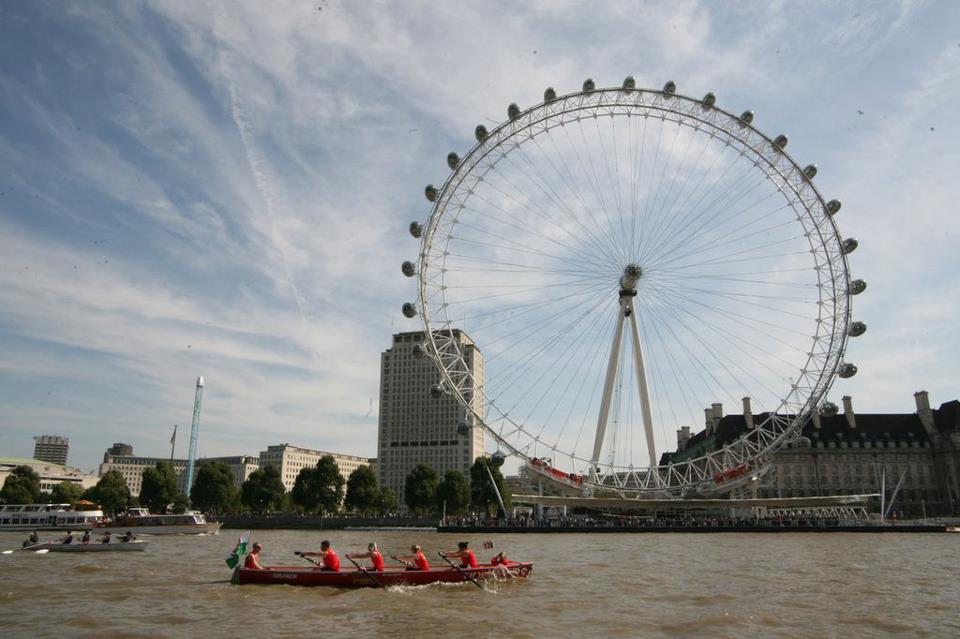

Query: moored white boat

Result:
[97,508,220,535]
[0,503,104,531]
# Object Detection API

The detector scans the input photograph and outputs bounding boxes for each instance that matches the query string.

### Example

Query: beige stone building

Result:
[258,444,374,493]
[377,330,485,505]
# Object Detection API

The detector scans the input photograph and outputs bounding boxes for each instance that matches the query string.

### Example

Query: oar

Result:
[390,554,413,568]
[437,552,485,590]
[345,555,386,589]
[294,551,322,567]
[3,542,50,554]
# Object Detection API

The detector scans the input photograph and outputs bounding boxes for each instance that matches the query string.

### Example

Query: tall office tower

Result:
[377,330,484,506]
[33,435,69,466]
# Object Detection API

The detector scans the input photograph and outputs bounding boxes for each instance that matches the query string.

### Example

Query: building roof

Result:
[661,400,957,464]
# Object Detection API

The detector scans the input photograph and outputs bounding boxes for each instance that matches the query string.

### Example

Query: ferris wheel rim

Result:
[413,83,855,497]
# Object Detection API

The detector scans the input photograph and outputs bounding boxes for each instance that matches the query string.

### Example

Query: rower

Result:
[81,530,91,544]
[490,551,513,566]
[23,530,40,548]
[62,531,74,545]
[100,531,112,544]
[440,541,478,568]
[121,531,136,543]
[396,544,430,571]
[245,542,264,570]
[298,540,340,571]
[346,542,385,571]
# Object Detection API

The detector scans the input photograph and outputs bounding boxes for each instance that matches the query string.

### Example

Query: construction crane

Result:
[183,375,204,497]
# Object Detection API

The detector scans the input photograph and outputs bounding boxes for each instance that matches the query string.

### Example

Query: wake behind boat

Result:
[231,562,533,588]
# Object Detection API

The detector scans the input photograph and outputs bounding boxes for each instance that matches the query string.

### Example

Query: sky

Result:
[0,0,958,473]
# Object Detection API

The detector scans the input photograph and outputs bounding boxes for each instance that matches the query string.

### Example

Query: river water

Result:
[1,529,958,638]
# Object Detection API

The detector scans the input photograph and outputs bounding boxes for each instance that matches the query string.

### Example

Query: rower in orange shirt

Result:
[346,542,385,571]
[244,542,264,570]
[396,544,430,570]
[299,540,340,571]
[440,541,478,568]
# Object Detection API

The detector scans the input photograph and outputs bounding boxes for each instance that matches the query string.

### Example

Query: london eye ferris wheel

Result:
[401,78,866,498]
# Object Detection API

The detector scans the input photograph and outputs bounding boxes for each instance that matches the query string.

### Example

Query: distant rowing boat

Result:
[232,562,533,588]
[36,540,149,553]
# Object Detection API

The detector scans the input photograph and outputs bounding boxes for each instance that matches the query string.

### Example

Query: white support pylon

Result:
[590,265,658,480]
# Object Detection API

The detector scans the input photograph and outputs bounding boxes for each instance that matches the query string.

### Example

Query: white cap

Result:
[197,375,204,388]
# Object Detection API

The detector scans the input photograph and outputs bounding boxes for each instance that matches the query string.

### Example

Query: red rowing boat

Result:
[232,562,533,587]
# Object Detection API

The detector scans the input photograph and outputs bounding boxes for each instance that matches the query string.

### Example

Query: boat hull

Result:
[44,541,149,552]
[233,562,533,588]
[95,523,221,536]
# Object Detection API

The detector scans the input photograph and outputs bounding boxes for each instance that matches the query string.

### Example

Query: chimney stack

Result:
[705,408,715,435]
[711,402,723,431]
[842,395,856,429]
[742,397,754,429]
[811,410,822,429]
[676,426,691,452]
[915,390,938,437]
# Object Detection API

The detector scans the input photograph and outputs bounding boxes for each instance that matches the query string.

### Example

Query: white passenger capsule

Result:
[848,279,867,295]
[401,261,415,277]
[663,80,676,94]
[582,78,595,92]
[848,321,867,337]
[409,222,423,238]
[826,199,842,215]
[402,302,417,318]
[508,103,521,120]
[838,363,858,378]
[841,237,858,254]
[544,87,557,102]
[447,152,459,170]
[773,134,788,150]
[475,125,488,142]
[803,164,818,179]
[701,92,716,108]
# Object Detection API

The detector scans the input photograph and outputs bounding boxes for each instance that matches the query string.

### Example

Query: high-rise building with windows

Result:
[33,435,69,466]
[377,330,484,506]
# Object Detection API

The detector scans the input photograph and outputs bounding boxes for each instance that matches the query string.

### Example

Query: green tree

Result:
[469,457,512,517]
[376,486,398,515]
[139,461,180,513]
[190,461,239,514]
[404,463,438,516]
[0,465,41,504]
[435,469,471,515]
[49,480,84,505]
[344,465,379,514]
[83,470,131,515]
[291,456,345,514]
[171,493,191,514]
[240,465,285,513]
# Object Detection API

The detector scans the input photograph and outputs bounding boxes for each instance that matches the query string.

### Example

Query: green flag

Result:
[225,531,250,569]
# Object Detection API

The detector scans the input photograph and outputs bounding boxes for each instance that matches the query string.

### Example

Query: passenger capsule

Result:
[456,422,471,437]
[544,87,557,102]
[826,199,842,215]
[701,92,716,108]
[841,237,859,254]
[447,152,459,170]
[663,80,676,94]
[739,110,754,124]
[622,76,636,91]
[820,401,839,417]
[582,78,595,92]
[429,384,445,398]
[412,343,427,359]
[491,450,507,466]
[838,363,858,379]
[803,164,818,179]
[508,103,521,120]
[849,279,867,295]
[848,321,867,337]
[409,221,423,238]
[773,134,789,150]
[424,185,438,202]
[401,261,416,277]
[475,125,488,142]
[402,302,417,318]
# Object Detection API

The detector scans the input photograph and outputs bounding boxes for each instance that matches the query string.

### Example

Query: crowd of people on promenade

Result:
[23,529,137,547]
[240,539,515,573]
[440,513,874,529]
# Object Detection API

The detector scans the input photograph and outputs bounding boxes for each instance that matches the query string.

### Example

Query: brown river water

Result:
[1,529,958,638]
